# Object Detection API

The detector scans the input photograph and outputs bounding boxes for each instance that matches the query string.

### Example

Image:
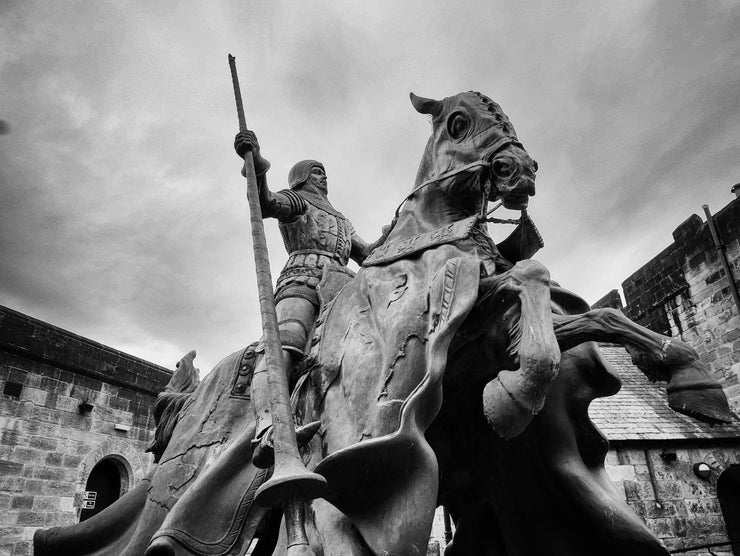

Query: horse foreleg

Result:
[481,260,561,439]
[553,308,734,424]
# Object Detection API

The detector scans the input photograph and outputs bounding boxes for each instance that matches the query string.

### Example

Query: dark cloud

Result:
[2,1,739,372]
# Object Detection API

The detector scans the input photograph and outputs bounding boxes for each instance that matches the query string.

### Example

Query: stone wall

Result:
[619,196,740,410]
[0,305,171,556]
[593,288,625,310]
[606,442,740,554]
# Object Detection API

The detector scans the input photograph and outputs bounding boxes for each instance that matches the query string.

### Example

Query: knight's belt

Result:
[284,250,348,268]
[363,216,479,267]
[278,251,349,284]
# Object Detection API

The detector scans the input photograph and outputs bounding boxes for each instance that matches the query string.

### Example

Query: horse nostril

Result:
[492,160,514,179]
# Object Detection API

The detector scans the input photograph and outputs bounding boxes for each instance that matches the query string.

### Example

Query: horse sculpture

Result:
[34,91,733,556]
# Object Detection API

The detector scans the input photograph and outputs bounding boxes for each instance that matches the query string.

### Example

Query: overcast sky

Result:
[1,1,739,374]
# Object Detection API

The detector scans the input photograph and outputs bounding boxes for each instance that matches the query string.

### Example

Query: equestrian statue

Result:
[34,63,734,556]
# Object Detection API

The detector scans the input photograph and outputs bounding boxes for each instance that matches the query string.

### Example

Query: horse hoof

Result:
[482,373,535,440]
[287,543,319,556]
[667,382,736,425]
[145,537,176,556]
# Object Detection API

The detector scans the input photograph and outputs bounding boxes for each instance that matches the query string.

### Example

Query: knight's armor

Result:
[254,159,369,354]
[248,156,378,443]
[266,187,356,308]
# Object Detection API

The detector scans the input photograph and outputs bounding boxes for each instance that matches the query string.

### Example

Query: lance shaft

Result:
[227,55,325,522]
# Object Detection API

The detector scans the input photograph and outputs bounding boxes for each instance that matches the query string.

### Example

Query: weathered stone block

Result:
[0,477,25,493]
[13,539,33,555]
[617,448,646,465]
[107,396,130,412]
[627,499,647,519]
[54,395,78,413]
[61,412,91,431]
[660,537,684,551]
[61,454,83,467]
[685,514,726,538]
[32,467,70,481]
[1,430,22,447]
[9,496,33,510]
[654,480,683,500]
[645,500,686,519]
[623,479,655,501]
[0,459,24,476]
[19,387,47,407]
[44,452,64,467]
[22,479,72,497]
[605,463,636,482]
[723,328,740,343]
[681,478,715,499]
[29,436,57,451]
[32,496,59,511]
[647,517,679,538]
[684,497,721,517]
[15,511,45,527]
[12,447,42,463]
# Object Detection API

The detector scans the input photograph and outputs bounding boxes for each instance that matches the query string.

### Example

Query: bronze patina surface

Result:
[34,91,733,556]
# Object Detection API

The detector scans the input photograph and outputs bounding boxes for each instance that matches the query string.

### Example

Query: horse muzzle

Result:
[491,173,536,210]
[489,150,536,210]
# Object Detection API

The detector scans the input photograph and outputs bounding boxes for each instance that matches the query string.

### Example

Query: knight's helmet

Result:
[288,160,325,190]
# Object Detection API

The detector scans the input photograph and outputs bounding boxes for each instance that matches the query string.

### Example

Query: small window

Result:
[3,382,22,398]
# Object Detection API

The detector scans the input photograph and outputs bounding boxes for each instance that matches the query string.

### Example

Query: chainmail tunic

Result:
[265,188,355,307]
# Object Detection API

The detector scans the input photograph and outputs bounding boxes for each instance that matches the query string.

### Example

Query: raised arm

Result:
[234,130,306,221]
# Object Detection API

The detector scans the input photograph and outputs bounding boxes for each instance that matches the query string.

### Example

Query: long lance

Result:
[228,55,326,551]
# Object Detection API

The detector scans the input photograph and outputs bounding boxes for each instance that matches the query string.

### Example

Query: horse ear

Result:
[410,92,443,118]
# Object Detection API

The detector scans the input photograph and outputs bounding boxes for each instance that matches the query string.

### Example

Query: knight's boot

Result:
[250,348,319,468]
[252,421,322,469]
[251,353,274,448]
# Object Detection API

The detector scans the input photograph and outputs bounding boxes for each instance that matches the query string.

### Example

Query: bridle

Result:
[392,136,523,219]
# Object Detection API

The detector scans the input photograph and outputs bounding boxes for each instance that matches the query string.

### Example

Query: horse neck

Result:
[389,175,484,241]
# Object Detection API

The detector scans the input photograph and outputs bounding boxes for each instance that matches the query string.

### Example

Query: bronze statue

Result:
[232,130,384,457]
[34,90,734,556]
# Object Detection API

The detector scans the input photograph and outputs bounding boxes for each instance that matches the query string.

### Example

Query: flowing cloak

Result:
[295,242,483,556]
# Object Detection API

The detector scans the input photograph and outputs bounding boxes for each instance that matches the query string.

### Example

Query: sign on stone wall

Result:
[81,491,97,510]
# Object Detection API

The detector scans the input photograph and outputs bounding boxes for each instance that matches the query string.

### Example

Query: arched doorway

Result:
[79,457,128,522]
[718,464,740,556]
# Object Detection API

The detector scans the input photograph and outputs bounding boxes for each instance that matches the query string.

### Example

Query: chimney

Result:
[733,183,740,199]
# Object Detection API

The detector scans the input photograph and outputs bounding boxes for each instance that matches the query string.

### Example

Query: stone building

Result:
[591,346,740,554]
[594,193,740,410]
[0,305,171,556]
[590,190,740,554]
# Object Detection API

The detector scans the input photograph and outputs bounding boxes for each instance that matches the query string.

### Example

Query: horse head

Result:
[410,91,537,214]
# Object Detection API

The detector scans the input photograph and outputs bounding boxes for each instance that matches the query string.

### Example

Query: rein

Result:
[392,136,521,219]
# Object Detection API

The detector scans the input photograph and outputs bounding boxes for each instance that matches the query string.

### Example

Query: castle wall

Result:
[620,196,740,410]
[0,306,171,556]
[606,443,740,554]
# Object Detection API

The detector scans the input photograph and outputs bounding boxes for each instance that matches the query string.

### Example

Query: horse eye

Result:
[447,113,470,139]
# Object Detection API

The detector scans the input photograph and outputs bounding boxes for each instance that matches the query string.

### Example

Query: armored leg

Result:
[252,297,316,440]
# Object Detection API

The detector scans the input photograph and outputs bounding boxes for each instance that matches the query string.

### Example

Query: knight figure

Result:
[234,130,387,454]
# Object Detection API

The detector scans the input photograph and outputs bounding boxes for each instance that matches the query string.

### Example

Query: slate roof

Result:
[588,345,740,441]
